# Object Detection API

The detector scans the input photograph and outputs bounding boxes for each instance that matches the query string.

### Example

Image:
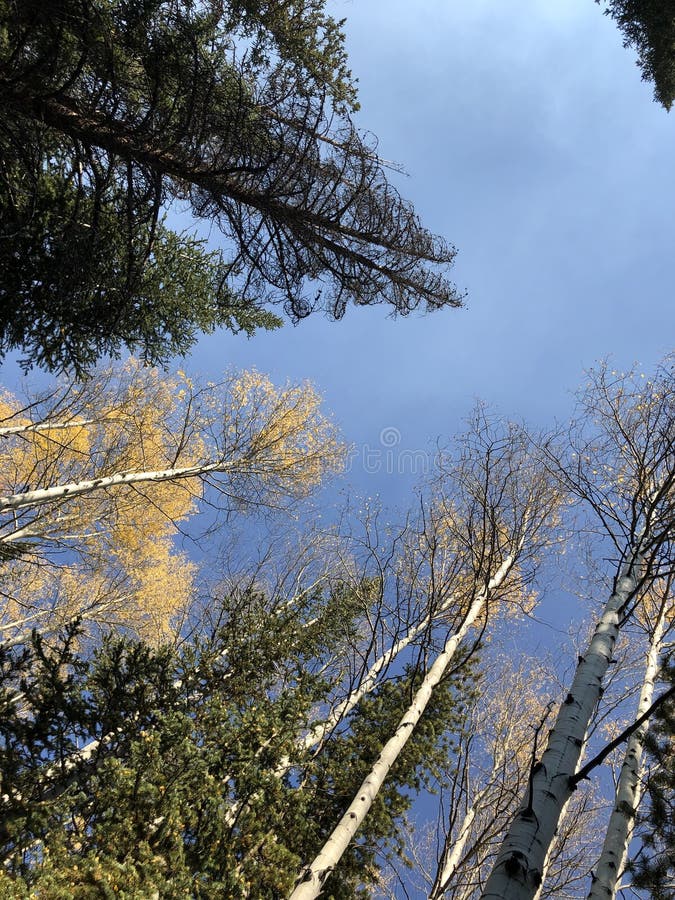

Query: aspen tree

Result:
[587,584,673,899]
[481,361,675,900]
[0,362,343,641]
[290,597,493,900]
[424,659,602,900]
[429,662,549,900]
[0,365,343,516]
[298,412,553,756]
[290,417,558,899]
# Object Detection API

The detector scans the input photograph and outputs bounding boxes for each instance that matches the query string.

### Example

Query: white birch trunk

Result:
[1,731,113,806]
[289,588,491,900]
[479,549,644,900]
[0,510,87,543]
[430,776,493,899]
[0,461,227,512]
[222,599,460,827]
[530,798,571,900]
[301,554,515,755]
[0,417,112,437]
[0,591,136,650]
[586,605,667,900]
[224,560,515,832]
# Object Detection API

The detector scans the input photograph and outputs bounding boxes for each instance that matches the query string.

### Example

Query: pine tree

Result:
[0,578,474,898]
[597,1,675,110]
[629,652,675,899]
[0,0,462,374]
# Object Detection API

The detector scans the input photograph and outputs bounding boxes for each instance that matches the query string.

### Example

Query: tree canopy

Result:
[0,361,344,644]
[0,586,473,898]
[0,0,463,373]
[597,1,675,110]
[0,360,673,898]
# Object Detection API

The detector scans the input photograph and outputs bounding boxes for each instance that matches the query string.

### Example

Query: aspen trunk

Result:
[222,555,516,834]
[289,558,512,900]
[0,593,130,649]
[429,777,492,899]
[0,462,227,512]
[301,553,515,755]
[0,417,112,437]
[587,605,667,900]
[429,661,544,899]
[480,549,644,900]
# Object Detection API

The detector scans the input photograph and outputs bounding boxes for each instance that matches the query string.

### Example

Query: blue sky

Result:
[178,0,675,504]
[3,1,672,505]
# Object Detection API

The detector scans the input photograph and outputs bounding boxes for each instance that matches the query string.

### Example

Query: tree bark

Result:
[289,557,513,900]
[301,553,516,755]
[430,775,495,900]
[480,548,645,900]
[0,461,225,512]
[587,603,668,900]
[0,418,111,437]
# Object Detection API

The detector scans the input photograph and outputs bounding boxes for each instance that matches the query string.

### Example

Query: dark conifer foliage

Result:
[630,654,675,900]
[0,0,462,373]
[597,1,675,109]
[0,587,472,898]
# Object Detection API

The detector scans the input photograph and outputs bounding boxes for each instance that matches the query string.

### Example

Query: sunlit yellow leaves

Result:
[1,541,194,647]
[633,581,674,635]
[111,540,196,644]
[223,369,345,495]
[0,364,201,641]
[0,360,343,644]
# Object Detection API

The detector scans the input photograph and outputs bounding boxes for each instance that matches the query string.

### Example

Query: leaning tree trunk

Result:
[289,565,506,900]
[0,462,227,512]
[301,552,516,755]
[479,547,645,900]
[0,417,110,437]
[219,553,519,834]
[429,667,548,900]
[429,769,500,900]
[586,602,668,900]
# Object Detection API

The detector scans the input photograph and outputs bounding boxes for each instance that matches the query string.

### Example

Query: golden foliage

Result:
[0,361,343,644]
[0,363,200,641]
[633,579,674,635]
[223,368,345,494]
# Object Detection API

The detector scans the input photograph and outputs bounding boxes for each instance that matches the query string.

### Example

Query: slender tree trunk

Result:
[0,462,225,512]
[480,548,645,900]
[429,773,497,900]
[289,570,503,900]
[587,604,668,900]
[0,418,112,437]
[302,553,516,755]
[428,663,541,899]
[223,556,516,833]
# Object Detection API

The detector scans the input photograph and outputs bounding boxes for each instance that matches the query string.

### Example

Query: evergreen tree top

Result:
[0,0,463,374]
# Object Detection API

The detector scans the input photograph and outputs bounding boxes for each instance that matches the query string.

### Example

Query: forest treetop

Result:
[597,0,675,110]
[0,0,463,374]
